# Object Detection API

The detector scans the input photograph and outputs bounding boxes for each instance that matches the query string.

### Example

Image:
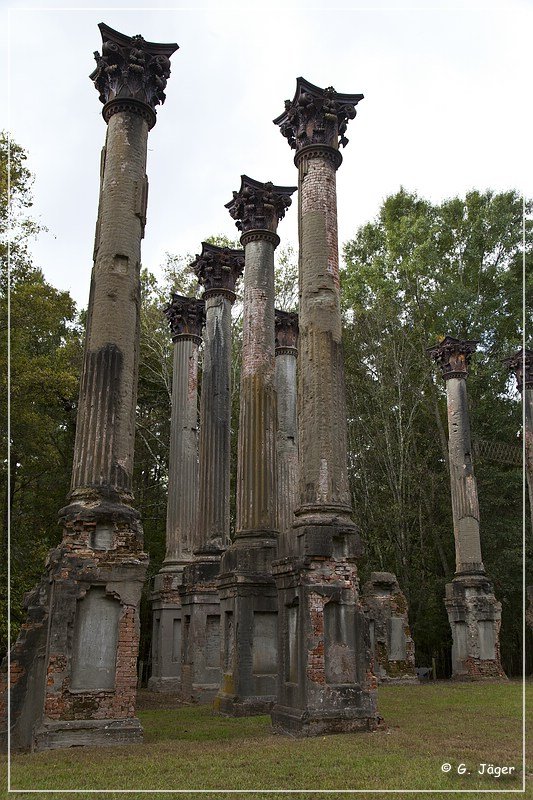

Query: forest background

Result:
[1,132,531,678]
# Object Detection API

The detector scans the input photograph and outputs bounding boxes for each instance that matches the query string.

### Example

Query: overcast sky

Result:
[3,0,531,310]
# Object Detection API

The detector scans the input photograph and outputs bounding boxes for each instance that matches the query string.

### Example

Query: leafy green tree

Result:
[0,134,83,656]
[342,188,529,675]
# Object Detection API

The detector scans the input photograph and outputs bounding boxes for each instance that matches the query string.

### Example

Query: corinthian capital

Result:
[273,77,364,154]
[275,310,299,353]
[225,175,297,242]
[164,295,205,342]
[427,336,478,380]
[192,242,244,298]
[503,348,533,392]
[90,23,178,127]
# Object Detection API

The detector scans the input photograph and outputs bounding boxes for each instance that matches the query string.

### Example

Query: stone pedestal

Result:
[272,79,378,736]
[1,24,177,752]
[149,296,204,693]
[179,244,244,702]
[445,575,504,678]
[275,310,299,557]
[361,572,417,683]
[215,177,296,716]
[429,336,504,680]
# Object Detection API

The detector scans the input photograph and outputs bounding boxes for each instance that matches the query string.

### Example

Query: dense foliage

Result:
[2,135,529,675]
[341,188,531,675]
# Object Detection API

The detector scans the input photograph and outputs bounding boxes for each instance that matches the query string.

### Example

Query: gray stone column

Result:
[272,78,378,736]
[179,244,244,702]
[274,310,299,556]
[429,336,505,679]
[504,348,533,535]
[2,24,178,752]
[149,296,204,693]
[215,177,296,717]
[504,348,533,632]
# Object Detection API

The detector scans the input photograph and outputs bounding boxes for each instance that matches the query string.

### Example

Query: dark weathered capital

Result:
[427,336,478,380]
[275,309,299,354]
[90,23,178,128]
[225,175,297,246]
[503,348,533,393]
[192,242,244,300]
[273,76,364,166]
[164,294,205,342]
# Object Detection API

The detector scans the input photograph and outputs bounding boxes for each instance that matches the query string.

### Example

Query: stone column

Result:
[274,310,299,556]
[428,336,505,679]
[504,348,533,632]
[361,573,417,684]
[149,296,204,693]
[215,177,296,716]
[271,78,378,736]
[504,348,533,534]
[2,24,178,752]
[179,244,244,702]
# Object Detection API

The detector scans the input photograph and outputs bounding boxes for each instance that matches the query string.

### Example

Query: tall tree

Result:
[0,134,83,656]
[342,188,530,675]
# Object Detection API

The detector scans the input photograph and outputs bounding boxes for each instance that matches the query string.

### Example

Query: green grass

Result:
[2,681,530,800]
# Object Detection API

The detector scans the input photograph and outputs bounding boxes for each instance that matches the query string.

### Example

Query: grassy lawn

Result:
[2,681,529,799]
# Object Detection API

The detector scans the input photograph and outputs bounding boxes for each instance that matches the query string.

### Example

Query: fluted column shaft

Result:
[445,376,484,575]
[71,111,148,497]
[275,311,299,552]
[164,334,201,567]
[276,351,298,539]
[236,238,277,538]
[197,291,235,552]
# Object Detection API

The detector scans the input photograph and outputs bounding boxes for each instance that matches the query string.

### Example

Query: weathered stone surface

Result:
[275,310,299,555]
[504,348,533,536]
[149,296,204,694]
[216,179,295,716]
[445,576,505,679]
[179,245,243,702]
[429,336,505,680]
[428,337,483,576]
[272,79,377,737]
[1,24,176,751]
[273,76,363,153]
[91,23,178,129]
[361,572,417,684]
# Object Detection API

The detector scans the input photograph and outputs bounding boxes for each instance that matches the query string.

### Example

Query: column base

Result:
[150,570,185,693]
[146,676,182,693]
[180,557,223,703]
[445,574,506,680]
[271,703,379,737]
[271,526,379,738]
[216,537,278,717]
[2,496,148,752]
[33,717,143,751]
[213,693,275,716]
[361,572,418,684]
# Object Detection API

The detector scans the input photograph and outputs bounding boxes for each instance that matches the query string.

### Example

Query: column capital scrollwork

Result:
[192,242,244,299]
[427,335,479,380]
[275,309,299,354]
[503,347,533,392]
[164,294,205,342]
[90,23,178,129]
[273,76,364,158]
[225,175,297,240]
